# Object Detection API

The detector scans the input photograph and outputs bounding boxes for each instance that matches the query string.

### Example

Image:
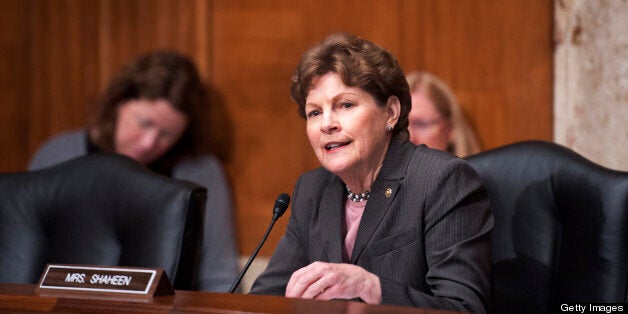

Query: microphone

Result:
[272,193,290,220]
[228,193,290,293]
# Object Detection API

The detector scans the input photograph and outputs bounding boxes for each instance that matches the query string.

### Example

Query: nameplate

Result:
[35,264,174,300]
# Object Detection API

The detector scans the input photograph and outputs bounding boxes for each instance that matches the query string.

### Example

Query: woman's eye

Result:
[340,102,353,109]
[307,110,321,118]
[158,131,175,140]
[137,118,153,128]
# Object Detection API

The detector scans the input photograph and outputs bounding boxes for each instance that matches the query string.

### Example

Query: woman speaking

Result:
[250,33,493,314]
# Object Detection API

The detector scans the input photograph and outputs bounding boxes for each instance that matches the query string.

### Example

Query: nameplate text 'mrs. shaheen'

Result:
[35,264,173,300]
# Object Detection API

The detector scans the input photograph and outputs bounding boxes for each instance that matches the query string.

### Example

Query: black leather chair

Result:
[466,141,628,313]
[0,153,206,290]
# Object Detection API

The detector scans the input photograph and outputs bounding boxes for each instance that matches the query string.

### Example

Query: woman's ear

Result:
[385,96,401,127]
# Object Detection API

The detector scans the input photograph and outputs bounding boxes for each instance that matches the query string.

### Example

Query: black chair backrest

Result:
[466,141,628,313]
[0,153,206,290]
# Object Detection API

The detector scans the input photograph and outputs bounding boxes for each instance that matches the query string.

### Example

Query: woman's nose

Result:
[139,131,159,150]
[320,112,339,134]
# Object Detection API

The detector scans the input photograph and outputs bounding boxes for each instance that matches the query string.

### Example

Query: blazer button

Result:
[385,188,392,198]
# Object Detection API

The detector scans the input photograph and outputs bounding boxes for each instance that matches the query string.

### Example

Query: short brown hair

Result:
[290,33,411,141]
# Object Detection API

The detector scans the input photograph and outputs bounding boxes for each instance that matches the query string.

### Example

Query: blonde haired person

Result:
[406,71,481,157]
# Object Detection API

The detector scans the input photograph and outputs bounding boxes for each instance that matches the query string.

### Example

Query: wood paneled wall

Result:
[0,0,552,256]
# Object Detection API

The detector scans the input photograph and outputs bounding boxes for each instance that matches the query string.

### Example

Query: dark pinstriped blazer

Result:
[251,138,493,314]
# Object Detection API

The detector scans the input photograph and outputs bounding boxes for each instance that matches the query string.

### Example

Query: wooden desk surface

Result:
[0,283,464,313]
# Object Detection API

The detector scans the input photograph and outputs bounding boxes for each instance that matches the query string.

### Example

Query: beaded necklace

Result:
[345,186,370,202]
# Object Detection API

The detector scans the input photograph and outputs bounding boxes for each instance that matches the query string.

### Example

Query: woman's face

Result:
[114,99,188,165]
[408,90,452,151]
[305,72,398,180]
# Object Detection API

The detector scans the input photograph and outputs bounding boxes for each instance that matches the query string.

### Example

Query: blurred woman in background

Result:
[29,50,239,292]
[406,71,481,157]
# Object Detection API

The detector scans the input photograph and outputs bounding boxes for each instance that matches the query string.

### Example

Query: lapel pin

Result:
[385,187,392,198]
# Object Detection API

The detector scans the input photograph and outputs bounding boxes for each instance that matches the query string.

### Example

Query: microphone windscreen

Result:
[273,193,290,218]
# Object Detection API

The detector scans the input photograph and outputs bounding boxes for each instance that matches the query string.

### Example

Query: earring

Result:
[386,125,393,133]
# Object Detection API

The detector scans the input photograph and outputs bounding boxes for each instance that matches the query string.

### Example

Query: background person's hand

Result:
[285,261,381,304]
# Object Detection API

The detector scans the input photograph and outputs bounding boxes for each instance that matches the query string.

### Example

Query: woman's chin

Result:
[321,161,353,177]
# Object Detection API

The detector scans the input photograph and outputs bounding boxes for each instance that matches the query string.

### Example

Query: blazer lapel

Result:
[350,179,399,263]
[350,139,413,263]
[318,176,345,263]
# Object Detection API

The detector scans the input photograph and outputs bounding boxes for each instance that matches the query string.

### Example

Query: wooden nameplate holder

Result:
[35,264,174,301]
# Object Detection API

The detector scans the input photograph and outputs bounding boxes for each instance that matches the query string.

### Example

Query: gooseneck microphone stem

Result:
[228,217,277,293]
[228,193,290,294]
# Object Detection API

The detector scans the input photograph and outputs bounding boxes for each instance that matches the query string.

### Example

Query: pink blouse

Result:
[342,199,367,262]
